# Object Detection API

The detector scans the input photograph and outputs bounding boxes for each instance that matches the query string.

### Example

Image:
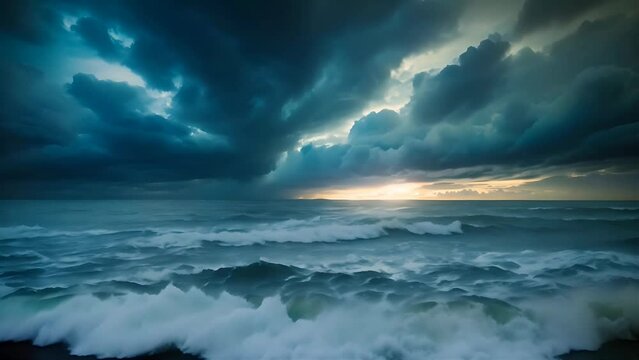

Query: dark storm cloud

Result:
[409,36,510,124]
[514,171,639,200]
[0,61,82,157]
[124,35,177,91]
[67,73,153,118]
[71,17,125,61]
[348,110,403,150]
[1,0,639,198]
[514,0,605,36]
[75,0,462,129]
[514,66,639,162]
[6,73,237,183]
[0,0,62,44]
[272,14,639,188]
[0,0,464,195]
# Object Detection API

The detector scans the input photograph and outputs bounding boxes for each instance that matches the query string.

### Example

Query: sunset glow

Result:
[299,178,544,200]
[299,182,429,200]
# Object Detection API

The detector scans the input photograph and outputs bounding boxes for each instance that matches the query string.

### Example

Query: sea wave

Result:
[0,225,120,240]
[0,284,637,360]
[528,206,639,211]
[133,219,463,247]
[472,250,639,277]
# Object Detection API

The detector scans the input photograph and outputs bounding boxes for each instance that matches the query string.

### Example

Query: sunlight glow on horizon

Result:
[297,178,544,200]
[300,182,428,200]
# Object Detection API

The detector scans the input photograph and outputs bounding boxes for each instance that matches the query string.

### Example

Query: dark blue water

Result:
[1,200,638,359]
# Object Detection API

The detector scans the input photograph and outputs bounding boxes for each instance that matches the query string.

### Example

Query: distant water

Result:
[0,200,638,359]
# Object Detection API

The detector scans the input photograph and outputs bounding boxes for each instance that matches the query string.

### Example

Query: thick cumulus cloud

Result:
[1,71,228,183]
[348,110,407,150]
[272,13,639,192]
[0,0,464,196]
[72,0,462,154]
[409,36,511,124]
[514,0,605,36]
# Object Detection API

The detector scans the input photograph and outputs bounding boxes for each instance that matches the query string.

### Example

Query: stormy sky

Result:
[1,0,638,199]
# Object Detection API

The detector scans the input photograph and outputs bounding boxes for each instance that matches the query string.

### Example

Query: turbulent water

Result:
[0,200,638,360]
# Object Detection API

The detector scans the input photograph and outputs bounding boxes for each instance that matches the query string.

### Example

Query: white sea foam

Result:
[133,219,463,247]
[400,220,462,235]
[472,250,639,278]
[0,285,637,360]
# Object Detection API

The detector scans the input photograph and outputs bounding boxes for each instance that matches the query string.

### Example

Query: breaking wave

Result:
[0,284,637,360]
[135,220,463,247]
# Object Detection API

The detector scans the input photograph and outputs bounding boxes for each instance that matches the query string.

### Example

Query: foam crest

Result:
[136,219,463,247]
[1,285,638,360]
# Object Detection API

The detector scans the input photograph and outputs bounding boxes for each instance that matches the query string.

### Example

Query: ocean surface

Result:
[0,200,638,360]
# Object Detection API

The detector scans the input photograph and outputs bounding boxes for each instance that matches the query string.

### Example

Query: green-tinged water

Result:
[1,200,638,359]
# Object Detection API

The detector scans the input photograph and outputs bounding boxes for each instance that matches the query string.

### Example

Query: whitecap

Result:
[1,284,637,360]
[132,219,464,247]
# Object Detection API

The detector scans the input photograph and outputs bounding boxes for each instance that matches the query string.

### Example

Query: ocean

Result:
[0,200,638,359]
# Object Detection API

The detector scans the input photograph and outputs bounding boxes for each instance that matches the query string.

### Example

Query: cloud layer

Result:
[1,0,638,199]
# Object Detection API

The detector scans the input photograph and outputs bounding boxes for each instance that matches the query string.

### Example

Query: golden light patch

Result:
[299,182,431,200]
[298,177,546,200]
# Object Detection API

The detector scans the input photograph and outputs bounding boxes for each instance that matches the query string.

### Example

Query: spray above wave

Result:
[1,284,638,360]
[138,219,463,247]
